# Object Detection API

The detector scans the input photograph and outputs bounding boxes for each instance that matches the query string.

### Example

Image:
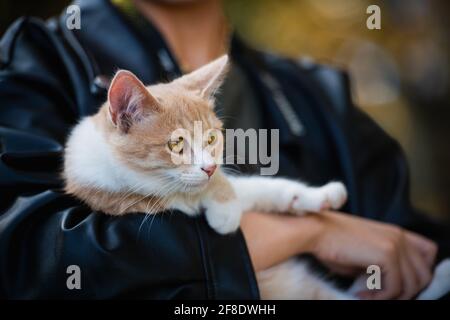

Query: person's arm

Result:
[241,211,319,272]
[0,18,258,299]
[241,210,437,300]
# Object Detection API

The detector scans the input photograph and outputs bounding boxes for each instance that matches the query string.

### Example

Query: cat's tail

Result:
[417,258,450,300]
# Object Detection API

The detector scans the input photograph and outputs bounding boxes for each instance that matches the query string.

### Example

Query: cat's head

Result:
[100,55,229,193]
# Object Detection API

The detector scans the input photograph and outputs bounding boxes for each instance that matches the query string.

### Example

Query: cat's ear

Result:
[175,55,229,101]
[108,70,160,131]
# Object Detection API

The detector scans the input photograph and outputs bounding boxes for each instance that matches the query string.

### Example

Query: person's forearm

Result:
[240,211,321,272]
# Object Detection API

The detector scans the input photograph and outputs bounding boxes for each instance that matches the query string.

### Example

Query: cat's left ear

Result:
[175,55,229,101]
[108,70,161,132]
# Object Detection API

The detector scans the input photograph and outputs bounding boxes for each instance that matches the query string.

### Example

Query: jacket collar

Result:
[71,0,166,83]
[69,0,263,80]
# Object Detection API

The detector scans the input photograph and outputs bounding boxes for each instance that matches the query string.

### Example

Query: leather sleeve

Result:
[0,18,258,299]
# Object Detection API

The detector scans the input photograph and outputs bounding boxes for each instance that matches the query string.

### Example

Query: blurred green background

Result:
[1,0,449,220]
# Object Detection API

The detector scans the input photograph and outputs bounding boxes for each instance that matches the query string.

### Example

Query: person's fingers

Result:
[311,211,436,300]
[397,249,420,300]
[371,249,403,300]
[405,231,437,267]
[405,240,433,292]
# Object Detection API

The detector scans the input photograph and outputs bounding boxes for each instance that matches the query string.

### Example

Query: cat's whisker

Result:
[140,180,179,214]
[90,185,112,198]
[143,181,181,234]
[222,166,242,176]
[222,161,243,169]
[138,197,160,238]
[136,179,181,238]
[145,197,172,235]
[215,115,237,123]
[118,181,148,204]
[222,154,247,166]
[116,178,158,203]
[118,175,177,211]
[222,166,241,172]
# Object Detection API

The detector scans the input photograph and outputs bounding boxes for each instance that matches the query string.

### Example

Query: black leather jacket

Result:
[1,0,449,299]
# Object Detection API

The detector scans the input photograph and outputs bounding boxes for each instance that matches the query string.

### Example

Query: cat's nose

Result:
[201,164,217,178]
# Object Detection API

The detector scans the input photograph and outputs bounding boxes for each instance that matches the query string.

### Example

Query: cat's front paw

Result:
[319,182,348,210]
[205,201,242,235]
[288,181,347,214]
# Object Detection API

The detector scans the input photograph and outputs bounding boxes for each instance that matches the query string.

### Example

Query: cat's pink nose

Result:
[201,164,217,178]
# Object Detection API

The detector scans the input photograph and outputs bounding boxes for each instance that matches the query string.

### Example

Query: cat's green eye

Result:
[207,132,217,145]
[168,137,184,154]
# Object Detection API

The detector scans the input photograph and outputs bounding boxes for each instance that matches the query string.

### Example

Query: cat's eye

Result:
[207,132,217,145]
[168,137,184,154]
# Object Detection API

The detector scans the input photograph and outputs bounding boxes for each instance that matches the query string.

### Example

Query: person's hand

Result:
[310,211,438,300]
[241,210,437,299]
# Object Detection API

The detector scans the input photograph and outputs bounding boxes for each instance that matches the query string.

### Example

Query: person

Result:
[0,0,449,299]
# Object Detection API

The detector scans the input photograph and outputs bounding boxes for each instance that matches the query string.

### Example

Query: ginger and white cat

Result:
[64,55,450,300]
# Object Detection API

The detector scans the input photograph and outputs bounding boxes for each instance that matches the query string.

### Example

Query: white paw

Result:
[205,202,242,235]
[288,181,347,214]
[320,182,348,210]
